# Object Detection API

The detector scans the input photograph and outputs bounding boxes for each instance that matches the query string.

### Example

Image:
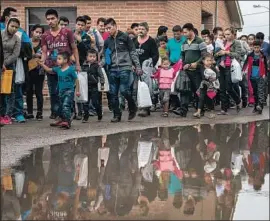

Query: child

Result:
[39,52,80,129]
[243,40,268,114]
[156,36,168,67]
[214,30,225,70]
[81,49,105,122]
[194,53,220,119]
[205,34,214,55]
[152,57,177,117]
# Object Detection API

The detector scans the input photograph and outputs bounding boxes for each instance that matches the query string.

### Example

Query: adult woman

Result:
[26,24,45,120]
[215,28,242,115]
[0,18,21,125]
[247,34,256,106]
[247,34,255,51]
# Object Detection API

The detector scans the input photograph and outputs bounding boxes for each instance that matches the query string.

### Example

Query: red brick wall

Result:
[1,0,233,36]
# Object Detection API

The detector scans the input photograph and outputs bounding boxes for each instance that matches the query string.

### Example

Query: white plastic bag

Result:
[15,171,25,198]
[76,71,88,103]
[74,154,88,187]
[171,70,180,93]
[98,68,110,92]
[137,80,152,108]
[15,58,25,84]
[231,58,242,83]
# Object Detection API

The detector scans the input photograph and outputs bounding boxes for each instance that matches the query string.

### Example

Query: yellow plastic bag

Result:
[28,58,39,71]
[1,70,13,94]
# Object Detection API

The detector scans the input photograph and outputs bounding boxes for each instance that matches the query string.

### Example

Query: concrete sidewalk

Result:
[1,106,269,168]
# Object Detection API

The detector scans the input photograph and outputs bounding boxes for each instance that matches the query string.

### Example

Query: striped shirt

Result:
[181,36,207,69]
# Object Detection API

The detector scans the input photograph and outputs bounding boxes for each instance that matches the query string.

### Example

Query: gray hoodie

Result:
[1,29,21,67]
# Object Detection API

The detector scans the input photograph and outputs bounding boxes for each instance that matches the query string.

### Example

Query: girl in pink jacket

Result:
[152,57,179,117]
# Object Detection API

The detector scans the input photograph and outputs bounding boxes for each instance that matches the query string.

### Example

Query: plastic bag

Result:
[171,70,180,93]
[98,68,110,92]
[15,58,25,84]
[75,71,88,103]
[1,70,13,94]
[15,171,25,198]
[231,58,242,83]
[174,70,191,92]
[137,80,152,108]
[74,154,88,187]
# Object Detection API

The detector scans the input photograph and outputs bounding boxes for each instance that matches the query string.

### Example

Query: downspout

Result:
[214,0,218,27]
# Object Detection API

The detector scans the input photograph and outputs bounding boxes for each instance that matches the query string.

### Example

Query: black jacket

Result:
[81,62,105,88]
[102,30,141,72]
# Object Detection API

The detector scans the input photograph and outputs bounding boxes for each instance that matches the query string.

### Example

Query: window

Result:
[26,7,77,34]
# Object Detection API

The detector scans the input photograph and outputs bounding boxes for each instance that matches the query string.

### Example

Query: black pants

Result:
[233,74,248,105]
[26,69,45,114]
[169,94,180,109]
[250,77,265,108]
[198,85,214,111]
[83,88,102,117]
[186,70,202,109]
[219,67,241,111]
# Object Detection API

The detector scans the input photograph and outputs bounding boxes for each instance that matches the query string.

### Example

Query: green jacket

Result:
[215,39,242,61]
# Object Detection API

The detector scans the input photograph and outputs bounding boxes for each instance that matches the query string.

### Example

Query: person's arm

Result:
[263,54,268,77]
[41,34,47,63]
[151,68,160,79]
[96,30,104,61]
[150,38,159,67]
[127,35,142,73]
[97,66,105,85]
[227,40,242,60]
[181,44,186,65]
[68,29,81,71]
[195,41,207,64]
[38,61,53,74]
[4,37,21,66]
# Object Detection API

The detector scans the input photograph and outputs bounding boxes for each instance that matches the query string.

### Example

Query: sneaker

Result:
[98,115,103,121]
[138,109,147,117]
[50,119,63,127]
[50,113,57,119]
[128,109,137,121]
[256,105,262,114]
[60,121,71,129]
[75,113,82,120]
[82,115,89,123]
[111,116,121,123]
[236,104,241,113]
[150,105,156,112]
[36,112,43,121]
[15,115,26,123]
[25,114,34,120]
[161,112,169,117]
[89,111,96,117]
[252,108,258,113]
[0,116,11,125]
[217,110,228,115]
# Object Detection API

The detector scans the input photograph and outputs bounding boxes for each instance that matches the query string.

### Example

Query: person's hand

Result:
[2,65,6,72]
[183,64,191,70]
[76,64,81,72]
[150,75,155,78]
[190,62,197,69]
[136,68,143,76]
[76,91,81,97]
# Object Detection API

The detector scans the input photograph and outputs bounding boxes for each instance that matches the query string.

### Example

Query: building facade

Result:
[1,0,243,36]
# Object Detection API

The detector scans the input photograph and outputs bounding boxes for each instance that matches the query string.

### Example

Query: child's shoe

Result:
[36,112,43,121]
[193,112,201,119]
[50,119,63,127]
[60,121,71,129]
[25,114,34,120]
[82,115,89,123]
[15,114,26,123]
[256,105,263,114]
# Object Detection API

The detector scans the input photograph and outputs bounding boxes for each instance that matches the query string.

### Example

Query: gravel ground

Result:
[1,106,269,168]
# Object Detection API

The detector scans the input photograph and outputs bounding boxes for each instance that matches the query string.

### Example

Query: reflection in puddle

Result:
[1,121,269,220]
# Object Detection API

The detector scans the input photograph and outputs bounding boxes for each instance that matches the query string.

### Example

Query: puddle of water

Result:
[1,120,269,220]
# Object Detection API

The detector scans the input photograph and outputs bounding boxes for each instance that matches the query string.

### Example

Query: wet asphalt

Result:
[1,106,269,168]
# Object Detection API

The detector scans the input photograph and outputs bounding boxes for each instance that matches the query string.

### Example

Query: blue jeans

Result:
[47,74,59,115]
[109,70,136,117]
[58,90,74,121]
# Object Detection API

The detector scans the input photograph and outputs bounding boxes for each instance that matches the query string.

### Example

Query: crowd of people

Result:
[1,120,269,220]
[0,7,269,129]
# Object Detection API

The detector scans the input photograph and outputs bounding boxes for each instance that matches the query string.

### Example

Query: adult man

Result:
[166,25,186,111]
[58,16,69,28]
[83,15,104,59]
[41,9,80,119]
[0,7,32,122]
[97,17,109,40]
[173,23,207,117]
[127,23,139,40]
[134,22,159,117]
[102,18,142,122]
